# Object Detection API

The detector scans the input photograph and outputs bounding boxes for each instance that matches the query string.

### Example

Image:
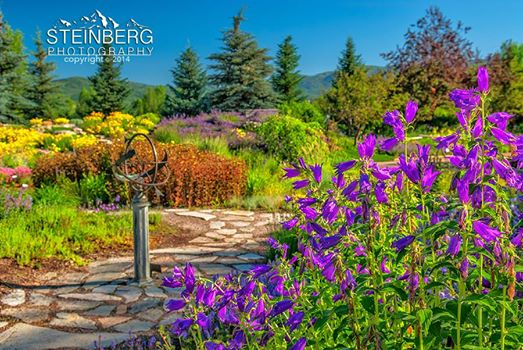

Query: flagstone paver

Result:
[0,209,281,349]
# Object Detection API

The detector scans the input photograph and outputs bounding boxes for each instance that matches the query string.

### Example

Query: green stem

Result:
[501,286,507,350]
[457,278,464,350]
[478,254,484,347]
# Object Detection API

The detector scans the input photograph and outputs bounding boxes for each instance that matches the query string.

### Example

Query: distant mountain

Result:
[55,77,157,104]
[299,65,385,99]
[56,65,385,104]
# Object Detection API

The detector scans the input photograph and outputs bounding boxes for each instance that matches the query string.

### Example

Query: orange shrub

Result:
[32,141,247,207]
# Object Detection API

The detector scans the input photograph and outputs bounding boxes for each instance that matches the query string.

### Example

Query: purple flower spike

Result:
[421,165,440,193]
[286,311,305,332]
[357,134,376,160]
[282,217,299,230]
[310,164,322,183]
[392,235,415,252]
[380,137,399,152]
[290,338,307,350]
[336,160,356,174]
[270,300,293,318]
[487,112,512,130]
[491,127,515,145]
[477,66,489,93]
[205,342,226,350]
[405,100,418,124]
[472,220,502,242]
[511,229,523,248]
[471,117,483,138]
[447,235,462,257]
[293,179,310,190]
[449,89,480,111]
[283,167,301,179]
[374,182,389,203]
[166,299,186,311]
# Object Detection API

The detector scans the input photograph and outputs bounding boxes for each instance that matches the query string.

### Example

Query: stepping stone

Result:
[128,298,162,314]
[137,308,164,322]
[209,221,225,229]
[50,312,97,330]
[230,221,251,228]
[58,293,121,302]
[150,246,222,255]
[29,293,53,307]
[221,215,255,222]
[1,289,25,306]
[0,321,8,329]
[84,272,126,286]
[56,300,101,311]
[92,284,118,294]
[84,305,116,317]
[215,257,248,265]
[255,221,271,227]
[238,253,265,262]
[233,264,255,272]
[89,262,131,275]
[160,312,182,326]
[205,231,225,240]
[203,242,232,248]
[189,256,218,263]
[174,211,216,221]
[60,272,88,283]
[145,286,167,299]
[50,285,79,295]
[113,319,155,333]
[223,210,255,217]
[0,323,129,350]
[216,228,237,235]
[198,263,234,276]
[189,237,214,244]
[98,316,131,329]
[232,233,253,239]
[240,227,255,233]
[115,304,127,315]
[1,307,49,323]
[115,286,142,303]
[215,250,248,257]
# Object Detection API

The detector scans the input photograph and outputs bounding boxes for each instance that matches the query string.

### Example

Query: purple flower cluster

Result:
[161,67,523,349]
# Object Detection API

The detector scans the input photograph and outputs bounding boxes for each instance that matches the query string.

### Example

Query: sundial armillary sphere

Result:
[113,133,170,283]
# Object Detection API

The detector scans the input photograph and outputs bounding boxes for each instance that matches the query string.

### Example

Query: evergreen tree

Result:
[209,10,275,111]
[335,37,363,82]
[26,31,64,119]
[0,12,32,123]
[75,86,96,117]
[165,47,207,116]
[88,43,130,115]
[271,35,303,103]
[133,86,167,115]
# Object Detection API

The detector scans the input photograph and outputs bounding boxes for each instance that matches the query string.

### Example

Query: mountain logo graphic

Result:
[55,10,148,30]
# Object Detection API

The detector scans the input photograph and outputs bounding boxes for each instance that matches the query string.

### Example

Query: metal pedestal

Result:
[132,191,151,283]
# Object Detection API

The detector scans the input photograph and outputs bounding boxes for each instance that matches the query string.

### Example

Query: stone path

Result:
[0,209,285,350]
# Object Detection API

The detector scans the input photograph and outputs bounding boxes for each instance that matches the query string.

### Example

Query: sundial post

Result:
[113,134,169,284]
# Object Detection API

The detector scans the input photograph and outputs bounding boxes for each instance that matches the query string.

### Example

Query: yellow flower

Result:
[54,117,70,125]
[29,118,43,126]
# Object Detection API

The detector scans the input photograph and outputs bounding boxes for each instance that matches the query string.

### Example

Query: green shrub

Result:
[78,173,111,207]
[153,126,181,144]
[257,115,328,162]
[279,100,326,126]
[34,182,79,207]
[265,227,299,261]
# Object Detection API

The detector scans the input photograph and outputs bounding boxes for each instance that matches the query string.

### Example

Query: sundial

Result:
[113,133,170,283]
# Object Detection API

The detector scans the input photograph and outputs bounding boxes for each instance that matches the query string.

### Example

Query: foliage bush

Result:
[257,114,328,162]
[158,67,523,350]
[32,141,247,208]
[279,100,326,126]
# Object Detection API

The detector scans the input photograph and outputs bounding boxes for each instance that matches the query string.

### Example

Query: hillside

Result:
[55,77,157,103]
[56,65,385,103]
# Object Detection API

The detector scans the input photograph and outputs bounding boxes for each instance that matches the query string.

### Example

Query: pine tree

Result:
[271,35,303,103]
[0,12,32,123]
[26,31,64,119]
[209,10,275,111]
[334,37,363,84]
[88,43,130,115]
[133,86,167,115]
[165,47,207,116]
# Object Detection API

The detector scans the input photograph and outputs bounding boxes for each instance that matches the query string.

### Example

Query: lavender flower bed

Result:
[158,109,278,150]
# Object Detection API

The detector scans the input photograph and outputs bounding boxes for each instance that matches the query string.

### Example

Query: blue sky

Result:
[1,0,522,85]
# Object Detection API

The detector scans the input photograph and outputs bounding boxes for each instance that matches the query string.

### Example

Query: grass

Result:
[0,204,135,266]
